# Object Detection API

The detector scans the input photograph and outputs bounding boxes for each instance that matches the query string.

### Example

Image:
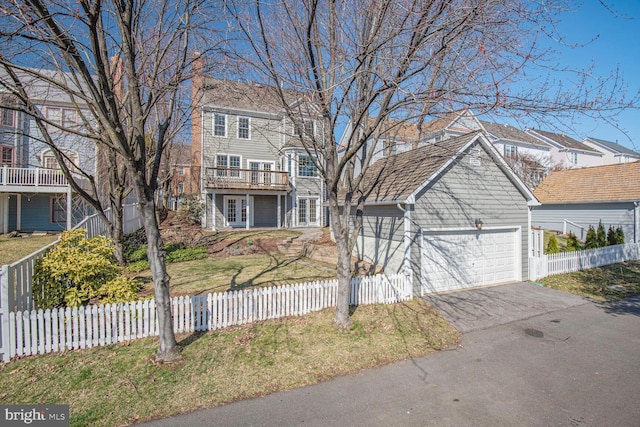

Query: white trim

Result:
[222,195,254,227]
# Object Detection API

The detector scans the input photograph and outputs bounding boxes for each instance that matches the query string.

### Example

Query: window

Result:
[505,145,517,159]
[177,181,184,194]
[216,154,241,177]
[62,109,78,128]
[1,108,15,128]
[571,152,578,165]
[41,149,79,171]
[1,145,13,166]
[298,154,317,177]
[238,117,250,139]
[45,107,62,127]
[214,113,226,137]
[177,166,185,176]
[51,196,67,224]
[294,119,314,137]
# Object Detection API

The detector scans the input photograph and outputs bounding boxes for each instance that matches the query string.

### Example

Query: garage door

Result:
[420,228,519,294]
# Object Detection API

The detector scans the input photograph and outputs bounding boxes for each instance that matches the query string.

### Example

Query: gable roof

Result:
[479,121,548,148]
[527,129,600,154]
[198,77,308,116]
[361,132,537,205]
[534,162,640,203]
[584,137,640,158]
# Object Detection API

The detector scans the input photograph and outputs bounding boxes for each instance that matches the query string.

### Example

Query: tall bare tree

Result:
[0,0,211,361]
[225,0,637,327]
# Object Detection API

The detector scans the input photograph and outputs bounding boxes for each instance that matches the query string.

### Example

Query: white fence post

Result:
[0,265,10,362]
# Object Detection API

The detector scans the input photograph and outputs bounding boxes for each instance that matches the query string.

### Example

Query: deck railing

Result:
[204,167,289,191]
[0,166,68,187]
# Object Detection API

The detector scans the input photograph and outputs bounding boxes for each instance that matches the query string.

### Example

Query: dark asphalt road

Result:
[140,286,640,427]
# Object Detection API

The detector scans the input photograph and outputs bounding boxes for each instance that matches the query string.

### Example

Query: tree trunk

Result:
[138,197,180,362]
[329,201,352,328]
[111,205,125,265]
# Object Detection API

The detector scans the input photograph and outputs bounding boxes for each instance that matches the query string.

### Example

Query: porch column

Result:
[66,187,73,230]
[16,194,21,230]
[211,192,216,231]
[245,193,250,230]
[277,194,281,229]
[1,196,7,234]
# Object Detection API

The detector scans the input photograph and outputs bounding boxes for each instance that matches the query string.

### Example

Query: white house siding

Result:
[356,205,405,274]
[410,144,530,283]
[549,146,602,169]
[531,202,638,243]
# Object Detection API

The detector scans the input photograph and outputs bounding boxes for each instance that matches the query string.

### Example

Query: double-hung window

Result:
[214,113,227,137]
[294,119,315,138]
[298,154,317,177]
[505,144,517,159]
[216,154,241,177]
[238,117,250,139]
[1,108,14,128]
[1,145,13,166]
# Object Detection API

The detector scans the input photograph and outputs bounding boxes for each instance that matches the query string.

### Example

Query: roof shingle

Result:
[533,162,640,203]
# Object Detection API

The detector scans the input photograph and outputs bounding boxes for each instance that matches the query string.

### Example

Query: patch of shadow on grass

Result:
[178,331,209,349]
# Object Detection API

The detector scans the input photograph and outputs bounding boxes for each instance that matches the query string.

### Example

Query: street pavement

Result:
[140,284,640,427]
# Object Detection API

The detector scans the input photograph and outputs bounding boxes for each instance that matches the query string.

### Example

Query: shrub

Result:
[181,194,204,224]
[615,227,625,244]
[546,234,560,254]
[607,226,617,246]
[125,243,207,273]
[99,276,141,305]
[566,232,580,252]
[596,221,607,247]
[33,229,139,309]
[584,225,598,249]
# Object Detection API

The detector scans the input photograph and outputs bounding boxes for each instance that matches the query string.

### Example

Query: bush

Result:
[33,229,139,309]
[546,234,560,254]
[125,243,207,273]
[607,226,617,246]
[181,194,204,224]
[584,225,598,249]
[596,221,607,247]
[615,227,625,244]
[566,232,580,252]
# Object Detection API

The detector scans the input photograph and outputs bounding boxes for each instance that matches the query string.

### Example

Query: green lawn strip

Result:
[0,234,59,265]
[539,260,640,301]
[137,253,337,296]
[0,299,459,427]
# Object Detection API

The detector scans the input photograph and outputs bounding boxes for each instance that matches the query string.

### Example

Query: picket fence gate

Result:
[529,242,640,281]
[3,273,412,361]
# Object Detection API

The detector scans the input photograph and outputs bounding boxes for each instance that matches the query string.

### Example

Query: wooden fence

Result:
[3,273,412,360]
[529,242,640,281]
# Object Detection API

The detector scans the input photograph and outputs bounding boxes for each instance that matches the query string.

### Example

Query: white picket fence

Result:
[529,242,640,281]
[3,273,412,361]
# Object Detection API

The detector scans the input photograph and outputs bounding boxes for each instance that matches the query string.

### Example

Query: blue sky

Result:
[526,1,639,151]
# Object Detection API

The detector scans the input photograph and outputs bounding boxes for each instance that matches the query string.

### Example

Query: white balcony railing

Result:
[0,166,68,188]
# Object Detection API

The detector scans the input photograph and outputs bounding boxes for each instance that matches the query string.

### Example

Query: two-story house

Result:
[191,73,325,230]
[0,69,95,234]
[582,137,640,165]
[526,129,603,169]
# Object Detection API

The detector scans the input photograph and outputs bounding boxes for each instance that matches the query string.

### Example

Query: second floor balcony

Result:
[204,167,289,191]
[0,166,69,191]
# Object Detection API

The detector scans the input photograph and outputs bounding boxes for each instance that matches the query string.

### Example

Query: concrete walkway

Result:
[140,287,640,427]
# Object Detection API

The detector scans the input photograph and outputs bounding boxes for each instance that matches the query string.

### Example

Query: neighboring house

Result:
[354,132,538,295]
[526,129,603,169]
[532,162,640,243]
[0,69,95,234]
[191,73,325,230]
[582,137,640,165]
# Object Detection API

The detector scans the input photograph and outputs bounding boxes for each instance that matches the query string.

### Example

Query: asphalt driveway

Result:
[422,281,588,332]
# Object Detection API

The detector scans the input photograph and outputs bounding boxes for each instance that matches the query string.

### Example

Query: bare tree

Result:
[0,0,211,361]
[225,0,637,327]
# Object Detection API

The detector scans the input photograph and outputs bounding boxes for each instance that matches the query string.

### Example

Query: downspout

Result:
[397,203,414,296]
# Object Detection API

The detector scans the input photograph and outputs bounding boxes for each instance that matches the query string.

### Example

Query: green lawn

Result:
[0,234,59,265]
[539,260,640,301]
[136,253,338,296]
[0,299,459,427]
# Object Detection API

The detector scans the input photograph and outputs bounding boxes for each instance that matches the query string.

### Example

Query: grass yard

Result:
[0,299,460,427]
[539,260,640,301]
[136,253,338,296]
[0,234,59,265]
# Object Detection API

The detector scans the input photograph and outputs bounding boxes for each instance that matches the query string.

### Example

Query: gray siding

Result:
[532,202,637,243]
[412,144,529,281]
[357,205,405,273]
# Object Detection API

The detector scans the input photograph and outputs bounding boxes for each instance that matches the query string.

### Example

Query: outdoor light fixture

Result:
[475,218,483,230]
